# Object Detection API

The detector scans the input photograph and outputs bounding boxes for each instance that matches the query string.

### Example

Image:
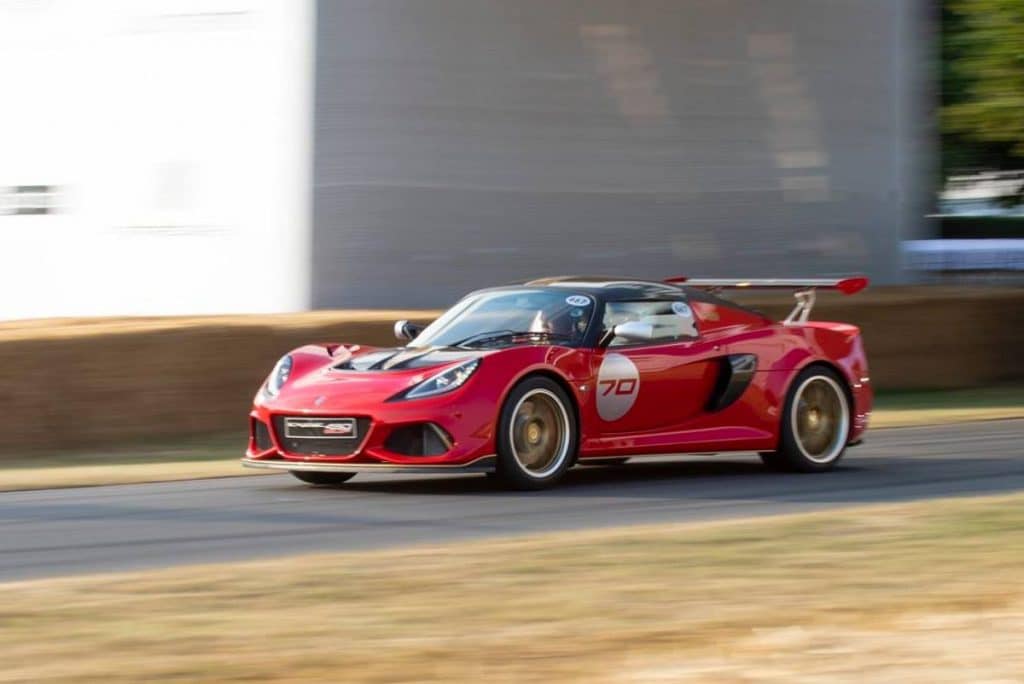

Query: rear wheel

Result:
[761,367,851,473]
[495,377,577,490]
[290,471,357,487]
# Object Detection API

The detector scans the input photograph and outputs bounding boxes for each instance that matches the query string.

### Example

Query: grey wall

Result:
[312,0,932,308]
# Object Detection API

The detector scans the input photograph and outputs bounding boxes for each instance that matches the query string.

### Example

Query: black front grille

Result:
[253,419,274,451]
[272,416,371,456]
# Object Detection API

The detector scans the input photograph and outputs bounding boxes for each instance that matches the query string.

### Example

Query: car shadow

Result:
[325,452,1024,508]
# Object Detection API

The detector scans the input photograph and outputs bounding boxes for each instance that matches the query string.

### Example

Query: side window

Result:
[603,300,699,346]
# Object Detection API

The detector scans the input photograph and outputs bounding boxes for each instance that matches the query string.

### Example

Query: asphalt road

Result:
[2,419,1022,582]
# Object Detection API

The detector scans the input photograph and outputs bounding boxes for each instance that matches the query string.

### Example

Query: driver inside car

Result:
[539,306,590,343]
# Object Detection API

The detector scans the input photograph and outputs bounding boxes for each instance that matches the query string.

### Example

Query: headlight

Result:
[264,355,293,397]
[401,358,480,400]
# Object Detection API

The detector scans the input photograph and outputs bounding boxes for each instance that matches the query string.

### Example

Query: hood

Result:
[333,346,488,372]
[268,345,490,410]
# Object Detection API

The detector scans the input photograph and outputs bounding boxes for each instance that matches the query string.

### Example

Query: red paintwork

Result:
[246,292,872,468]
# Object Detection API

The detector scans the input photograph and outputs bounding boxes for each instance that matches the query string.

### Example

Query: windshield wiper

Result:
[450,330,573,348]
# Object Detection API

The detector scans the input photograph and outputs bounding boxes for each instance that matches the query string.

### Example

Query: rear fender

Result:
[780,322,872,441]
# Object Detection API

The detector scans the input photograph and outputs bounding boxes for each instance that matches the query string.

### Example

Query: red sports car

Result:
[243,276,871,489]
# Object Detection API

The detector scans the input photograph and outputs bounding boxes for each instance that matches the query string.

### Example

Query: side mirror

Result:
[607,320,655,345]
[393,320,424,341]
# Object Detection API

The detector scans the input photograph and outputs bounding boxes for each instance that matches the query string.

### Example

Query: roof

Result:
[464,275,767,317]
[519,275,686,301]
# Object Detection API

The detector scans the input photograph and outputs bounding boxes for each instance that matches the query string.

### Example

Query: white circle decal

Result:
[596,353,640,421]
[565,295,591,307]
[672,301,692,317]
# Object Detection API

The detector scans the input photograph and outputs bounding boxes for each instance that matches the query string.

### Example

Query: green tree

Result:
[942,0,1024,174]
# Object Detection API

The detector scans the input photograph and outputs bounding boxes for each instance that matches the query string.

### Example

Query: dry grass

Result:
[0,459,268,491]
[3,494,1024,683]
[0,310,442,343]
[871,386,1024,427]
[870,405,1024,427]
[0,434,267,492]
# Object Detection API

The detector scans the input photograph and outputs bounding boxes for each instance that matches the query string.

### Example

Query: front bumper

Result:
[241,454,496,474]
[245,390,497,468]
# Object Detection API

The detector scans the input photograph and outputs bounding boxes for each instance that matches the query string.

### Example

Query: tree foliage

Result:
[942,0,1024,174]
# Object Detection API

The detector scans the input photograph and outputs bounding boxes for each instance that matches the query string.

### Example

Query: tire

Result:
[495,376,578,490]
[290,470,357,486]
[762,366,851,473]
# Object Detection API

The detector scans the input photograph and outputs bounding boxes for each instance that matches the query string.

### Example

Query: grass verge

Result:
[3,493,1023,682]
[1,387,1022,491]
[871,385,1024,427]
[0,434,268,492]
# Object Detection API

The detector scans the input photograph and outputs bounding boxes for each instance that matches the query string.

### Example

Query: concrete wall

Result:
[312,0,933,309]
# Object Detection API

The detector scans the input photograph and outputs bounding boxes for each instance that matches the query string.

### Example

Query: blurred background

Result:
[3,0,1020,319]
[2,6,1024,680]
[0,0,1022,455]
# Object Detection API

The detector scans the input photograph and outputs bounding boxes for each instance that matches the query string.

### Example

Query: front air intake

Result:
[253,419,274,451]
[384,423,453,456]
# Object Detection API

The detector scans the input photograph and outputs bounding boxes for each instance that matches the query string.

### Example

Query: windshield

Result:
[409,289,595,349]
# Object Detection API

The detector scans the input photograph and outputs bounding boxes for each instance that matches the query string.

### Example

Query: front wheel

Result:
[761,367,851,473]
[495,377,578,490]
[290,471,356,487]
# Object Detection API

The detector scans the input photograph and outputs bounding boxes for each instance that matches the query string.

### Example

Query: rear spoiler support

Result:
[785,288,816,325]
[663,276,868,324]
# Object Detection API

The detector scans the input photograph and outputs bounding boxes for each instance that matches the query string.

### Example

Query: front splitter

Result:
[241,455,496,475]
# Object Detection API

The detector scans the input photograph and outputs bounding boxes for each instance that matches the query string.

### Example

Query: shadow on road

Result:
[315,452,1024,508]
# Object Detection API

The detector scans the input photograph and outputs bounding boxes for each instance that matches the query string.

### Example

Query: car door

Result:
[591,299,721,435]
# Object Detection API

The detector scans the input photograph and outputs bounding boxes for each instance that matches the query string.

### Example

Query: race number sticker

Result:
[596,353,640,421]
[672,301,699,336]
[565,295,591,307]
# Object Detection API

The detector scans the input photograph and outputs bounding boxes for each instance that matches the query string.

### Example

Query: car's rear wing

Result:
[663,276,869,324]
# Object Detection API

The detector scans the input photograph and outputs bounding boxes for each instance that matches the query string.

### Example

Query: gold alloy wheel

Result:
[791,375,850,464]
[509,388,571,478]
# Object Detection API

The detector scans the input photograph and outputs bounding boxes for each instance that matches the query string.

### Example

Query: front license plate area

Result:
[284,417,358,440]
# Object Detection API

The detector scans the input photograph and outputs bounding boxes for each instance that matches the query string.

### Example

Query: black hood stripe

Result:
[336,347,486,372]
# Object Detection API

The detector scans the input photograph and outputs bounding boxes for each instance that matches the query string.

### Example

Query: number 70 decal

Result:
[596,353,641,421]
[599,378,637,396]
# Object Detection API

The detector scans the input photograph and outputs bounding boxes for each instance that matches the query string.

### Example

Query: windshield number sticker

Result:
[672,301,692,317]
[565,295,591,307]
